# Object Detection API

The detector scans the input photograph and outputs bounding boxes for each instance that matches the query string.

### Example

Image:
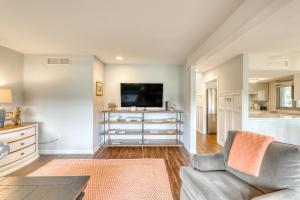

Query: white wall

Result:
[23,55,95,154]
[0,46,23,111]
[104,64,183,108]
[196,74,204,133]
[203,55,243,93]
[93,57,105,151]
[182,65,197,153]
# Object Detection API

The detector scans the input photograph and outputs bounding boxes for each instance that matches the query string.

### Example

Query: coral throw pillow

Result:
[227,131,274,177]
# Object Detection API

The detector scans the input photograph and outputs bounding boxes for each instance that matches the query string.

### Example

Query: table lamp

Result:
[0,88,12,128]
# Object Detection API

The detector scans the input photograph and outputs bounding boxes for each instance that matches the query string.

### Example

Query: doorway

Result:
[206,80,217,135]
[195,75,220,153]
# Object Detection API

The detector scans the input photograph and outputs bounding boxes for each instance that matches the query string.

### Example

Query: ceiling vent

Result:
[47,57,71,65]
[266,60,289,69]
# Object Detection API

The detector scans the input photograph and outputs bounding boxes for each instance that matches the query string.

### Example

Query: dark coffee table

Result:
[0,176,90,200]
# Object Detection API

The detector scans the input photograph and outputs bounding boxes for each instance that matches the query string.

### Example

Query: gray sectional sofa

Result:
[180,130,300,200]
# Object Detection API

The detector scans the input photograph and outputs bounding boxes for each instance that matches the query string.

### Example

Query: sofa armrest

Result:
[192,152,225,171]
[251,189,300,200]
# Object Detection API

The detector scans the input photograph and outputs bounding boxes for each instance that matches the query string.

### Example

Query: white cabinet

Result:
[257,90,266,101]
[0,123,39,176]
[249,83,269,101]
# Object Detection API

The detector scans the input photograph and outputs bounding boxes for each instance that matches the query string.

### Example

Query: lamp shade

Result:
[0,88,12,104]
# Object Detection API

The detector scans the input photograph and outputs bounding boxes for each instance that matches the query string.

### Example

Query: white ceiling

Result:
[0,0,243,65]
[195,0,300,72]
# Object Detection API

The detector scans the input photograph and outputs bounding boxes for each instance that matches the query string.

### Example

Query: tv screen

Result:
[121,83,163,107]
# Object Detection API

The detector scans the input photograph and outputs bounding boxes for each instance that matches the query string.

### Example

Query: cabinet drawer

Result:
[0,127,36,143]
[9,136,35,153]
[0,145,35,167]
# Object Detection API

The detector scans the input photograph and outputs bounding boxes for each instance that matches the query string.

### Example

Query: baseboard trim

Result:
[180,145,193,160]
[189,149,197,154]
[218,142,225,147]
[217,139,225,147]
[40,149,94,154]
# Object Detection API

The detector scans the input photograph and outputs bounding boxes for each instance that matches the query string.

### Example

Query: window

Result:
[296,101,300,108]
[277,86,293,108]
[276,84,300,110]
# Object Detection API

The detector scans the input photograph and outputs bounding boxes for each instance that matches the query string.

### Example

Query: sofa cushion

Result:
[180,166,263,200]
[192,153,225,171]
[224,131,300,193]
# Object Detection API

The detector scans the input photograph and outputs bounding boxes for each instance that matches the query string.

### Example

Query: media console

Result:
[103,109,183,147]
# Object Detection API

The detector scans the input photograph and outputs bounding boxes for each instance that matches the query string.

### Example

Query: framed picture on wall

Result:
[96,81,103,96]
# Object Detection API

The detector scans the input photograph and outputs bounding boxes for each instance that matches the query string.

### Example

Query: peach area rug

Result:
[28,159,173,200]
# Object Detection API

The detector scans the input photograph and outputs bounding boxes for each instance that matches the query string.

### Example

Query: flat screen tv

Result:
[121,83,163,107]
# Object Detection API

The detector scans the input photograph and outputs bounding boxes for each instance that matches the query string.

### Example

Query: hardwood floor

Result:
[9,134,221,200]
[197,131,223,154]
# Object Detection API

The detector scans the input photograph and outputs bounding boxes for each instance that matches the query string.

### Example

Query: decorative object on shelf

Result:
[130,106,137,112]
[119,130,126,134]
[96,81,103,96]
[126,117,142,122]
[167,130,175,134]
[108,129,117,134]
[165,101,169,111]
[110,115,121,122]
[107,102,117,111]
[0,142,10,159]
[0,88,12,128]
[149,130,160,134]
[169,103,177,111]
[12,107,21,125]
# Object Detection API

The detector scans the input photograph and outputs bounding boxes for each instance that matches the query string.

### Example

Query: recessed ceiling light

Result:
[248,78,268,83]
[115,56,123,60]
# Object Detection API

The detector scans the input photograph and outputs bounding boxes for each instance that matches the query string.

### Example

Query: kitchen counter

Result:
[249,110,300,119]
[247,113,300,146]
